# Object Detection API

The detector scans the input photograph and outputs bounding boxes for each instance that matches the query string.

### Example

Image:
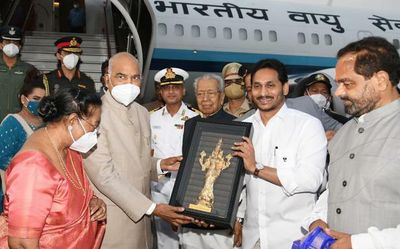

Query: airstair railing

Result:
[103,0,112,58]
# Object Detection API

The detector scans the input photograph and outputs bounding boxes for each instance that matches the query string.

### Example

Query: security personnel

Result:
[222,62,250,117]
[43,36,95,95]
[301,73,350,124]
[0,26,33,120]
[150,67,199,249]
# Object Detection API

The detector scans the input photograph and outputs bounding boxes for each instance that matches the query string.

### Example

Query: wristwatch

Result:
[237,217,244,225]
[253,168,260,177]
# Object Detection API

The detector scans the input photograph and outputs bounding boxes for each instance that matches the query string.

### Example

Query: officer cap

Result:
[0,26,22,41]
[55,36,83,53]
[154,67,188,86]
[222,62,243,81]
[303,73,332,89]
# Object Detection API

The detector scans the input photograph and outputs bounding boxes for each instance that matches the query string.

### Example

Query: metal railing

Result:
[21,1,34,32]
[103,0,112,58]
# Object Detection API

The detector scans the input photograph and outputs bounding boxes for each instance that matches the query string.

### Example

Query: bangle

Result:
[253,168,260,177]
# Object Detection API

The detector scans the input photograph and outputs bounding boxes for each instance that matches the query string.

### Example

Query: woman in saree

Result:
[0,87,106,249]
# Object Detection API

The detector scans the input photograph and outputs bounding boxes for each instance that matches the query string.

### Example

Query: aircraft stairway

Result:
[21,31,116,91]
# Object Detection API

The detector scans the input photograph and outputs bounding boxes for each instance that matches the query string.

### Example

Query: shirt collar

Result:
[254,103,288,126]
[162,102,184,117]
[355,99,400,124]
[223,98,251,113]
[57,68,80,80]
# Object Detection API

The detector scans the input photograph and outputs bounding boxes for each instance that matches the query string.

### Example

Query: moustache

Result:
[256,96,274,101]
[339,95,353,102]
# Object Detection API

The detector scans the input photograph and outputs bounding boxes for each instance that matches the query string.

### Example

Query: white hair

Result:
[193,73,224,93]
[108,52,139,75]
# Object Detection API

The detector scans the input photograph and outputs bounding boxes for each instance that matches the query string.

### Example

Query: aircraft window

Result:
[207,26,216,38]
[223,27,232,40]
[239,28,248,40]
[311,33,319,45]
[175,24,184,36]
[324,34,332,46]
[158,23,167,36]
[269,31,277,42]
[254,29,262,41]
[297,32,306,44]
[393,39,400,49]
[191,25,200,37]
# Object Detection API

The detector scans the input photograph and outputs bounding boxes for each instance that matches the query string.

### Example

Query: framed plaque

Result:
[170,119,252,229]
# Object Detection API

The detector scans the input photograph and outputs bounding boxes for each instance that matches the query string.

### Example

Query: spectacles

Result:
[224,78,244,86]
[196,90,220,98]
[82,118,99,130]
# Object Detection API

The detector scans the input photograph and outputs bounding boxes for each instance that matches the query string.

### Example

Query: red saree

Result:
[0,150,105,249]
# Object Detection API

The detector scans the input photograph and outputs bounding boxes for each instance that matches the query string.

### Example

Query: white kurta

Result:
[150,102,198,249]
[242,104,327,249]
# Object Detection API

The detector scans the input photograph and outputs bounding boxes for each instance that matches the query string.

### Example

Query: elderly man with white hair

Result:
[180,73,238,249]
[84,52,194,249]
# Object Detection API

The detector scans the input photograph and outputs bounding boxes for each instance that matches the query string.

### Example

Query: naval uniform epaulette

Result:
[187,105,202,115]
[150,105,164,113]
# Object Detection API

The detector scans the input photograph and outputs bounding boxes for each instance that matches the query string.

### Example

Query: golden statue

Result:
[189,138,233,212]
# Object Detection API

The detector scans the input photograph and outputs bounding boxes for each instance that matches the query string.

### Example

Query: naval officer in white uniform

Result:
[150,67,200,249]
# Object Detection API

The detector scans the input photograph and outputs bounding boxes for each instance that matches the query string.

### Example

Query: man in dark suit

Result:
[181,73,236,249]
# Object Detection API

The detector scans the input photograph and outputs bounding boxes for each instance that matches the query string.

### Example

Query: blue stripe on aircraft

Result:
[151,48,337,68]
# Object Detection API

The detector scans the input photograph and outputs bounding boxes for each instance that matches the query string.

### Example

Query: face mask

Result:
[224,83,245,99]
[2,43,19,58]
[309,94,330,109]
[24,96,40,116]
[68,119,98,153]
[63,53,80,70]
[111,83,140,106]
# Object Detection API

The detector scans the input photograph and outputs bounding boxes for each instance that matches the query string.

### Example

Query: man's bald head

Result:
[108,52,139,75]
[105,52,142,91]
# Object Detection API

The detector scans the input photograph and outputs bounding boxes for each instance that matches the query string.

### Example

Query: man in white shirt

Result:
[233,58,327,249]
[150,67,199,249]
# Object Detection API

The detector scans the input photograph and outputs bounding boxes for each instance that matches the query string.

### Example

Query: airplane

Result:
[132,0,400,108]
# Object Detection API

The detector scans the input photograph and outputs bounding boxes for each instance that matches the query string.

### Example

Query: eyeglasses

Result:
[224,78,244,86]
[196,90,220,98]
[82,118,99,130]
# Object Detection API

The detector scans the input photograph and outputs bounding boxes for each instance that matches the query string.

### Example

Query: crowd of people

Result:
[0,23,399,249]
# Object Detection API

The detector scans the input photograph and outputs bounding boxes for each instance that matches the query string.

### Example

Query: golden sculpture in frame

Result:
[189,138,233,212]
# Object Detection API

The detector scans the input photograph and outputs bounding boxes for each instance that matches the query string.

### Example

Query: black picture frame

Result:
[170,119,252,229]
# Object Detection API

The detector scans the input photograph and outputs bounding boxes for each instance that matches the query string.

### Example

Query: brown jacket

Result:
[84,91,157,249]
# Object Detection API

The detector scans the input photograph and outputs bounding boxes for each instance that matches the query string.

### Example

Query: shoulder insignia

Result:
[42,74,50,96]
[187,105,202,115]
[150,105,163,113]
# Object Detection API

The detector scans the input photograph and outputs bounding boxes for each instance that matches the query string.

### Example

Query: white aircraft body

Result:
[140,0,400,104]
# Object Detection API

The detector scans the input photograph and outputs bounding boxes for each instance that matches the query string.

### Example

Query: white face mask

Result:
[111,83,140,106]
[309,94,330,109]
[68,119,98,153]
[2,43,19,57]
[63,53,80,70]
